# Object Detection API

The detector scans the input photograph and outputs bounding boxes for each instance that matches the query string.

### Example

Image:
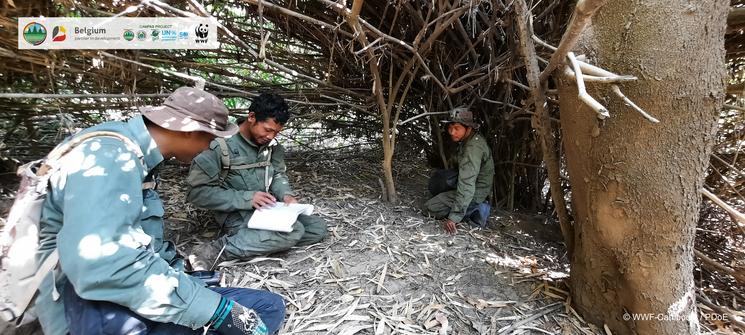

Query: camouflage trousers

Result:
[217,212,328,260]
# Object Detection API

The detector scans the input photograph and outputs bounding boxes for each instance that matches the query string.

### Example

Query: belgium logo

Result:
[23,22,47,46]
[52,26,66,42]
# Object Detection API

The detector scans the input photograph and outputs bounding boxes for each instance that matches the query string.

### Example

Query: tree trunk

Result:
[345,19,399,204]
[382,146,397,203]
[559,1,728,334]
[514,0,575,254]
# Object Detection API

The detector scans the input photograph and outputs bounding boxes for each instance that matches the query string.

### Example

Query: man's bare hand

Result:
[283,195,298,204]
[443,219,457,234]
[252,192,276,209]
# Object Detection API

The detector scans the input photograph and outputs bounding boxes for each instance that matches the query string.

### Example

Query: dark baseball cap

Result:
[139,87,239,137]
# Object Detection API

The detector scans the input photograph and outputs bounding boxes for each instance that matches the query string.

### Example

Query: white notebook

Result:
[247,202,314,232]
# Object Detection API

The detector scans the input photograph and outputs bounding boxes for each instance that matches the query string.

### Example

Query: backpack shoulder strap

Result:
[230,144,273,169]
[49,131,143,162]
[263,146,273,192]
[216,137,231,183]
[215,138,274,179]
[1,249,59,323]
[231,161,271,170]
[44,131,153,190]
[39,131,145,176]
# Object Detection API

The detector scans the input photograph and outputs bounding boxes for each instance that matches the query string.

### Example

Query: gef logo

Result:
[195,24,209,43]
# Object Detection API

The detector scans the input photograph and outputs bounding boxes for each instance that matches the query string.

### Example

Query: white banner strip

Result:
[18,17,218,49]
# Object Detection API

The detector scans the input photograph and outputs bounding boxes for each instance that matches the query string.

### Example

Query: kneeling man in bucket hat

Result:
[33,87,285,335]
[424,107,494,234]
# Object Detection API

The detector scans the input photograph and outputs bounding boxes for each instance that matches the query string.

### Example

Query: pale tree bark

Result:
[559,1,728,334]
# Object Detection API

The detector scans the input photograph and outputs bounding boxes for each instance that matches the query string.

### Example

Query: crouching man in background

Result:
[424,107,494,234]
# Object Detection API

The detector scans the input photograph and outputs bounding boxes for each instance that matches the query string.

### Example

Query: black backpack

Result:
[428,169,458,196]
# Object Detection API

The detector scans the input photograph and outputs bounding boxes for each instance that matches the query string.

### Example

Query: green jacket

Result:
[187,131,294,224]
[35,115,221,335]
[449,133,495,222]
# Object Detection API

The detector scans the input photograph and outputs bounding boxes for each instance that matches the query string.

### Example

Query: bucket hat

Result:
[139,87,238,137]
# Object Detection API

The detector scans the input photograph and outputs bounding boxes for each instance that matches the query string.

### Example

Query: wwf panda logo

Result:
[195,24,209,39]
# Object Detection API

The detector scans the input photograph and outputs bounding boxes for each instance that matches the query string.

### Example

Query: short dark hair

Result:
[249,93,290,124]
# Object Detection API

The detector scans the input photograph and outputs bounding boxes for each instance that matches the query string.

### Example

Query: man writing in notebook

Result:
[187,93,327,270]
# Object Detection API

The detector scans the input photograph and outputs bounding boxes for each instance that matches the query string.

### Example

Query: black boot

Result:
[188,240,226,271]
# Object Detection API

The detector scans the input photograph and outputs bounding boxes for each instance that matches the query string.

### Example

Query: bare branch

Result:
[567,52,609,119]
[701,188,745,226]
[563,66,638,83]
[398,111,449,125]
[697,292,745,331]
[531,35,557,51]
[539,0,610,83]
[611,85,660,123]
[694,249,745,285]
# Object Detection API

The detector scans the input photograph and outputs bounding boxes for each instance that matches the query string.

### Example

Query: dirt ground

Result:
[160,154,598,335]
[0,153,602,334]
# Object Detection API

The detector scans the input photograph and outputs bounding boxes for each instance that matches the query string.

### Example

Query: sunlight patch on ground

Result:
[485,253,530,268]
